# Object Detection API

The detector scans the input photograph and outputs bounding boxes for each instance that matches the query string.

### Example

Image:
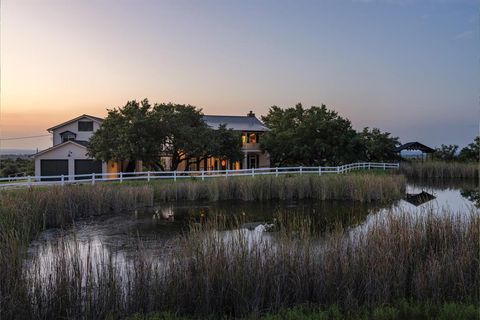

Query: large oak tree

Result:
[261,103,399,166]
[88,100,242,171]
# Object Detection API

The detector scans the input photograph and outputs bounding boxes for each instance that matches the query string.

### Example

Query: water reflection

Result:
[26,180,479,279]
[404,191,436,207]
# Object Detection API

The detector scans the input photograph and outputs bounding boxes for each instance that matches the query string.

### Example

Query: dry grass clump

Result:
[400,161,478,179]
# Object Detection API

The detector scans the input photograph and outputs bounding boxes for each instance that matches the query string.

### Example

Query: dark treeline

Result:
[0,158,34,177]
[430,137,479,162]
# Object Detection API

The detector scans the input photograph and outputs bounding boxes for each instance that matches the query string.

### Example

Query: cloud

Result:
[455,30,475,40]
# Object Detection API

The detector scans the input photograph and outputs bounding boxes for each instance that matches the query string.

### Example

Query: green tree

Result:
[359,127,400,162]
[433,144,459,161]
[185,124,243,171]
[152,103,213,171]
[87,99,164,170]
[261,104,362,166]
[1,163,19,177]
[88,100,243,171]
[458,136,479,162]
[210,124,243,163]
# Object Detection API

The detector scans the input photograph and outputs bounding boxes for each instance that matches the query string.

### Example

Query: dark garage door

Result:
[74,160,103,180]
[40,160,68,181]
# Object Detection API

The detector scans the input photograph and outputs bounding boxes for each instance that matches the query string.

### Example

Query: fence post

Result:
[174,171,177,182]
[61,175,65,186]
[92,173,95,185]
[275,167,278,177]
[319,167,322,176]
[383,163,386,170]
[300,166,303,175]
[28,176,32,187]
[225,169,229,178]
[147,171,151,182]
[120,172,123,183]
[368,163,371,170]
[251,168,255,178]
[337,166,340,174]
[201,169,205,181]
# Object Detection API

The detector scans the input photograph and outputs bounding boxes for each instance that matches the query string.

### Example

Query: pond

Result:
[26,179,479,277]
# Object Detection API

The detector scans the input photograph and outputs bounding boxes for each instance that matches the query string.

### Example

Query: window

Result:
[78,121,94,131]
[241,133,247,145]
[248,133,258,144]
[61,131,76,143]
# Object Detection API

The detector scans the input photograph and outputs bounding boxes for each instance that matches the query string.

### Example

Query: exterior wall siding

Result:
[34,143,93,179]
[52,118,101,145]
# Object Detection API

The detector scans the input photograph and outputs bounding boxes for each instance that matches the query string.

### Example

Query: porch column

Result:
[243,152,248,169]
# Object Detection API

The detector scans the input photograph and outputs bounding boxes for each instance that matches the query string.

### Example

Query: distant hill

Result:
[0,149,36,159]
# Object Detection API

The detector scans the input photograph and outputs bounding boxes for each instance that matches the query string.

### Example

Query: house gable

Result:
[47,114,103,132]
[49,115,102,146]
[33,140,88,158]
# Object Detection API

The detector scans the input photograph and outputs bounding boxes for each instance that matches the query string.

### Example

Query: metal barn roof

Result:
[202,115,268,132]
[394,142,435,153]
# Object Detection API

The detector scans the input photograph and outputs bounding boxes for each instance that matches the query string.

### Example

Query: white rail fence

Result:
[0,162,400,188]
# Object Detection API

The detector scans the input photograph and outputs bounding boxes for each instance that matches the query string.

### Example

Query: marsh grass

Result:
[1,172,463,320]
[151,173,406,203]
[400,161,478,180]
[9,208,479,319]
[0,184,153,319]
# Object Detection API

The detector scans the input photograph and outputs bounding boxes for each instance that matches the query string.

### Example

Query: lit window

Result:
[241,133,247,145]
[248,133,257,144]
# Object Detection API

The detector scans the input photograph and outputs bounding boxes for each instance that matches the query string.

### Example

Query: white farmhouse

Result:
[33,112,270,180]
[33,115,128,180]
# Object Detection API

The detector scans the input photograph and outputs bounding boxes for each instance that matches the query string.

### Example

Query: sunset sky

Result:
[2,0,479,151]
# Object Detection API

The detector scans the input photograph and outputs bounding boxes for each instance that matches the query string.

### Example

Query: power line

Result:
[0,134,51,141]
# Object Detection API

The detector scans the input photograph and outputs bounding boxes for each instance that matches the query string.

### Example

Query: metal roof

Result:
[394,142,435,153]
[202,115,268,132]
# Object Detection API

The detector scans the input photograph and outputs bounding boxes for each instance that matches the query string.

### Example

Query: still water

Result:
[27,180,479,272]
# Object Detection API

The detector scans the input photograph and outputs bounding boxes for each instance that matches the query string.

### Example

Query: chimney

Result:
[247,110,255,117]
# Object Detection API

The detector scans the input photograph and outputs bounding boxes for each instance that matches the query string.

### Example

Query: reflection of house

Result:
[33,111,270,180]
[404,191,436,206]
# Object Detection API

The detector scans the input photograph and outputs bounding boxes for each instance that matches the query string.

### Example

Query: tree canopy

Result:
[432,144,459,161]
[358,127,400,162]
[458,136,479,162]
[260,104,399,166]
[87,100,242,171]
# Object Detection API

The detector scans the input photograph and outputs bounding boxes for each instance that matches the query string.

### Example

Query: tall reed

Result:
[16,208,480,319]
[0,184,153,319]
[151,173,406,203]
[400,161,478,180]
